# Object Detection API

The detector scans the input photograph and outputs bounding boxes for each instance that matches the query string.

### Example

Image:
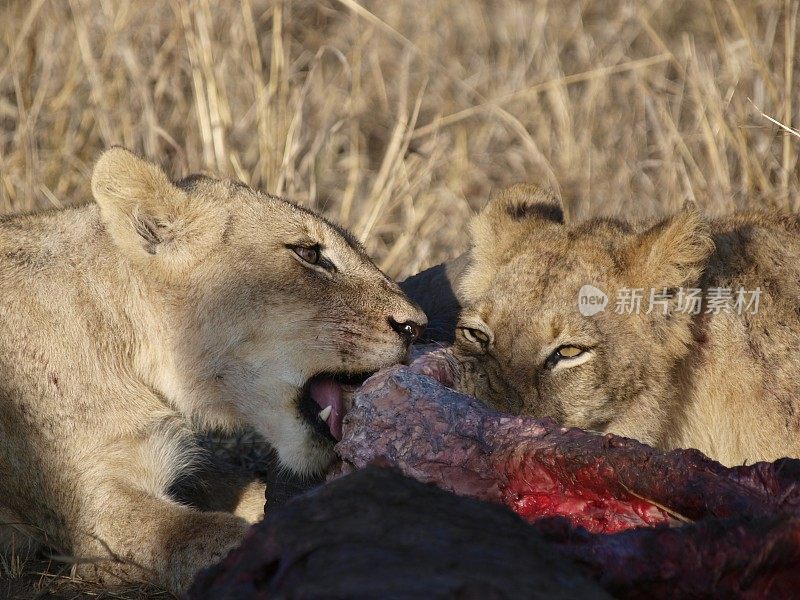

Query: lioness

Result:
[0,148,425,593]
[412,184,800,467]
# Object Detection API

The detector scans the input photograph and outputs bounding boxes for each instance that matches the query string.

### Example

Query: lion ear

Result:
[92,147,223,273]
[469,183,563,258]
[461,184,563,299]
[481,183,564,228]
[623,203,714,290]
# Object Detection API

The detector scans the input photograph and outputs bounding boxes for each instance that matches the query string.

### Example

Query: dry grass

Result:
[0,540,173,599]
[1,0,799,597]
[1,0,799,280]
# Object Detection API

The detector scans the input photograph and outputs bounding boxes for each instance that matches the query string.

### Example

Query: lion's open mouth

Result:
[299,372,373,441]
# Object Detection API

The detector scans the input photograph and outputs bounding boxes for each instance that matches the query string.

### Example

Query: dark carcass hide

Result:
[188,467,609,599]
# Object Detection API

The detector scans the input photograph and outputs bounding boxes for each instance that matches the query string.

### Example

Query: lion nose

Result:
[388,316,425,346]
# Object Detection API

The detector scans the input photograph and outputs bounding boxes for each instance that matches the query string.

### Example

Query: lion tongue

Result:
[309,378,344,440]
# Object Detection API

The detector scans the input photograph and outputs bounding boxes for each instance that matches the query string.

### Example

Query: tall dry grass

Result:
[1,0,799,279]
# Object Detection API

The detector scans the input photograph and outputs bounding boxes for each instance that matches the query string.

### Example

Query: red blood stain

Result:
[500,462,679,533]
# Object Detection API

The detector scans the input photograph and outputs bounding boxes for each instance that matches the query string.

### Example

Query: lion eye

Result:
[292,245,320,265]
[556,345,584,359]
[546,345,592,370]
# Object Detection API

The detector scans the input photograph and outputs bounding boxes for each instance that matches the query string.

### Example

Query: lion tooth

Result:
[318,406,332,422]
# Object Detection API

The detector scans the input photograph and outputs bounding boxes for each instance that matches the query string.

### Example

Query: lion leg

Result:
[74,486,249,595]
[233,480,267,523]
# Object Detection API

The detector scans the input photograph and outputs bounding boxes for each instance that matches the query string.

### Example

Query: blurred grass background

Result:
[1,0,799,281]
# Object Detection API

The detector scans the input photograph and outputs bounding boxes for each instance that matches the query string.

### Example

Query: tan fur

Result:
[452,184,800,467]
[0,148,425,593]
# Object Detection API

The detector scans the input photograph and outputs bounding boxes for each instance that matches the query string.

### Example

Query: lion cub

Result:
[447,184,800,467]
[0,148,425,593]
